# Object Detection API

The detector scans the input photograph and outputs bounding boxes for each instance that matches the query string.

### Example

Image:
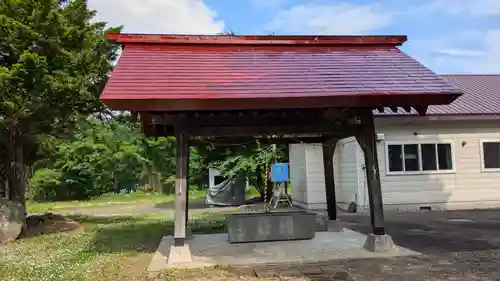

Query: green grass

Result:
[26,189,208,214]
[27,186,264,214]
[0,209,263,281]
[245,187,262,198]
[3,185,273,281]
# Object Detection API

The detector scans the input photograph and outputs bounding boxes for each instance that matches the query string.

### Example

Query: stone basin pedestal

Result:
[227,211,316,243]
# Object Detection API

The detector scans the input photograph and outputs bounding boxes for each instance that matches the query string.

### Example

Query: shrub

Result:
[29,168,62,201]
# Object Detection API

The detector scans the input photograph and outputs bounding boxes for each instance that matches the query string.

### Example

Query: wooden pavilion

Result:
[100,33,462,252]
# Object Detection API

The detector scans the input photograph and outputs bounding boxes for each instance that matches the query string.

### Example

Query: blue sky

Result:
[88,0,500,74]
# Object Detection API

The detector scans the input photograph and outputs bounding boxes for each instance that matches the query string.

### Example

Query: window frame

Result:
[384,140,456,176]
[479,140,500,172]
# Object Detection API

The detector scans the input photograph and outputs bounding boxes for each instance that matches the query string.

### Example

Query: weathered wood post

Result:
[356,109,394,252]
[168,117,193,264]
[174,120,189,247]
[321,138,342,231]
[322,139,337,220]
[185,143,192,239]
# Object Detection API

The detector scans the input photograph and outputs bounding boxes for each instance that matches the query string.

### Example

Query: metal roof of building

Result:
[99,34,462,111]
[376,75,500,116]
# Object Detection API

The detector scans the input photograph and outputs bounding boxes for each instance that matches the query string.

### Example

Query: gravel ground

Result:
[246,250,500,280]
[236,209,500,280]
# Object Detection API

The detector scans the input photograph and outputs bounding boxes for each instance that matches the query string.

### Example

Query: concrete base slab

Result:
[326,220,344,232]
[168,245,192,264]
[147,230,418,271]
[148,238,196,272]
[363,234,395,253]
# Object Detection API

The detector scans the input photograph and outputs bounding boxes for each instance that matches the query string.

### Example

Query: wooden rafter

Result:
[374,106,429,114]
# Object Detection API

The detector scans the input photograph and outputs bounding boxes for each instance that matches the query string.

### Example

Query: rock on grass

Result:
[0,198,25,243]
[21,212,83,238]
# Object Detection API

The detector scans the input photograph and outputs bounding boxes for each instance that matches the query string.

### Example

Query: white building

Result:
[290,75,500,212]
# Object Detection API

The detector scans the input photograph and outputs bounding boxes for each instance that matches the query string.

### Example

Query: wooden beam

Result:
[161,109,353,126]
[355,109,386,235]
[148,123,358,139]
[189,124,361,138]
[322,139,338,220]
[174,118,189,246]
[145,108,362,137]
[190,136,327,146]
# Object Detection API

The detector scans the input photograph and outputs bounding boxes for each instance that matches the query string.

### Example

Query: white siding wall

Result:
[336,137,362,210]
[289,144,307,208]
[304,144,326,209]
[370,118,500,211]
[289,138,360,210]
[298,118,500,212]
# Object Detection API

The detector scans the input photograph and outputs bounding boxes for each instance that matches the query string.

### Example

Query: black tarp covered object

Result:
[206,174,246,206]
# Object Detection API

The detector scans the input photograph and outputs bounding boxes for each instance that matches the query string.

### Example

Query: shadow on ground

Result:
[341,210,500,254]
[244,252,500,281]
[68,212,228,254]
[236,210,500,281]
[154,197,263,210]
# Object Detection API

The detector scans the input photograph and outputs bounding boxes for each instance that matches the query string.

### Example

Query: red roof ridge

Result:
[106,33,407,46]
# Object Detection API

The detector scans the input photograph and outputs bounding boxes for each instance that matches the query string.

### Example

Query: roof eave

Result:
[105,33,408,46]
[99,91,462,112]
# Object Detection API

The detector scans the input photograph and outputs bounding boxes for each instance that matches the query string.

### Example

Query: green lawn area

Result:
[27,188,263,214]
[4,188,268,280]
[0,210,267,281]
[26,189,208,214]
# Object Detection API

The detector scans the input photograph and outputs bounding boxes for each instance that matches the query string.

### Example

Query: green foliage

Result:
[141,136,176,193]
[28,117,208,201]
[189,147,206,188]
[28,168,62,201]
[213,143,280,177]
[0,0,120,132]
[207,141,288,192]
[0,0,122,202]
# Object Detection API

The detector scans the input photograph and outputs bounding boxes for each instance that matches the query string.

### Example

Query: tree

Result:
[27,116,208,201]
[202,140,288,201]
[0,0,120,206]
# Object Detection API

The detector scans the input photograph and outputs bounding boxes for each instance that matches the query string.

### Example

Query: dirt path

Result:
[50,199,232,217]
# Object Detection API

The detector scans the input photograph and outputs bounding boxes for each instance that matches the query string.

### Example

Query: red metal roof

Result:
[376,75,500,116]
[100,34,462,111]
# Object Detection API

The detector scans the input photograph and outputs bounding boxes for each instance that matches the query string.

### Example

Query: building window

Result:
[482,141,500,170]
[386,142,454,174]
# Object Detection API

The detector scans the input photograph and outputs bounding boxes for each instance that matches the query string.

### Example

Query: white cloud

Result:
[87,0,225,34]
[264,2,392,35]
[421,30,500,73]
[419,0,500,16]
[431,48,484,57]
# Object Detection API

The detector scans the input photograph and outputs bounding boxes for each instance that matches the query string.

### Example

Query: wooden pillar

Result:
[322,140,338,220]
[174,121,189,246]
[356,109,386,235]
[265,174,273,204]
[185,145,190,234]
